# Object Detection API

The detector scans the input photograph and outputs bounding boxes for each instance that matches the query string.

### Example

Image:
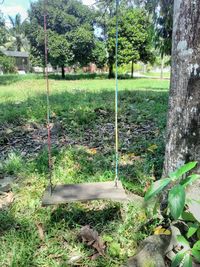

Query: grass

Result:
[142,72,170,78]
[0,74,169,266]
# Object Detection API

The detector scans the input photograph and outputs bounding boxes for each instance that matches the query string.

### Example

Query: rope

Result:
[114,0,119,187]
[44,2,53,193]
[42,0,119,191]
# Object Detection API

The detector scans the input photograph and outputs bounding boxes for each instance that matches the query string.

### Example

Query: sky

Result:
[1,0,95,26]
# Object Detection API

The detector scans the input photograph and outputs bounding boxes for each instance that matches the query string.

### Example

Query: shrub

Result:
[0,54,16,73]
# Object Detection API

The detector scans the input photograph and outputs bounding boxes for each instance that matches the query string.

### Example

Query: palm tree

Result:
[8,13,28,51]
[0,12,7,46]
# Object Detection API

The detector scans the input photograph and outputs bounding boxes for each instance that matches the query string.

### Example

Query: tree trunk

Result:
[163,0,200,176]
[160,56,164,80]
[108,63,114,79]
[131,60,134,78]
[61,65,65,79]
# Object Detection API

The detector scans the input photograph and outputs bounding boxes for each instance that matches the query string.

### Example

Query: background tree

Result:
[107,8,154,78]
[0,12,7,47]
[68,25,95,68]
[26,0,96,76]
[48,31,73,78]
[94,0,119,78]
[92,39,107,69]
[138,0,173,78]
[0,52,16,73]
[7,13,28,51]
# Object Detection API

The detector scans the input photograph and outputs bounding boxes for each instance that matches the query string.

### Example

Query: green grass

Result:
[142,72,170,78]
[0,75,169,266]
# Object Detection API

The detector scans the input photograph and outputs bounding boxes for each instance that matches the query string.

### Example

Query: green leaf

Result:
[109,242,121,256]
[182,253,192,267]
[144,178,171,201]
[153,201,160,215]
[171,251,185,267]
[193,240,200,250]
[169,162,197,180]
[186,223,199,238]
[168,185,186,220]
[181,211,196,222]
[192,248,200,262]
[177,235,190,249]
[181,174,200,188]
[197,228,200,239]
[103,235,113,242]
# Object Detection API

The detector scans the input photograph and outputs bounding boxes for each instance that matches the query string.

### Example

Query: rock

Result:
[5,128,13,134]
[122,234,171,267]
[127,192,143,205]
[166,225,181,255]
[67,254,83,265]
[186,180,200,222]
[0,192,14,209]
[0,176,16,192]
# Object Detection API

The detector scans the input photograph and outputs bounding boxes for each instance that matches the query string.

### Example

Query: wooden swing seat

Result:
[42,181,127,206]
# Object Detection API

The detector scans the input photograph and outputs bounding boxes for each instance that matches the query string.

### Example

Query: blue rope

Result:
[115,0,119,187]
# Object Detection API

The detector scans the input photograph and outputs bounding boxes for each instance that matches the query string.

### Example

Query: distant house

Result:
[1,50,29,73]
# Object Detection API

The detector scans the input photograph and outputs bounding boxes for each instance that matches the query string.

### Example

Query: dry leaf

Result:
[90,252,100,260]
[68,254,83,265]
[36,223,45,241]
[154,226,171,236]
[78,225,106,256]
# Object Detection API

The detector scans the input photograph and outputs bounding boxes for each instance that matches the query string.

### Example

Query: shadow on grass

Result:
[0,209,39,266]
[50,204,122,231]
[0,88,168,125]
[49,73,107,80]
[48,73,145,80]
[0,209,16,234]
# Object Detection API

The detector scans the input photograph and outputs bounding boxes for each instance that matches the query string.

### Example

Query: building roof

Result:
[1,50,29,58]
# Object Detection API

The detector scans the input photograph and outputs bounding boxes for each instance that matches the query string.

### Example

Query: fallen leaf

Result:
[154,226,171,235]
[90,252,100,260]
[78,225,106,256]
[68,254,83,265]
[147,144,158,153]
[36,223,45,241]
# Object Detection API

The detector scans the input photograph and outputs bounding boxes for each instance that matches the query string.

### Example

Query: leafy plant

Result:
[3,152,23,175]
[0,54,16,74]
[144,162,200,266]
[145,162,199,220]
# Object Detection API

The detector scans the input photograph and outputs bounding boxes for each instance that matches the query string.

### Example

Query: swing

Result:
[42,0,127,206]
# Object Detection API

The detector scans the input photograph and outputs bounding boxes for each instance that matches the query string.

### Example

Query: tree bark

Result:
[131,60,134,78]
[163,0,200,176]
[160,56,164,80]
[108,63,114,79]
[61,65,65,79]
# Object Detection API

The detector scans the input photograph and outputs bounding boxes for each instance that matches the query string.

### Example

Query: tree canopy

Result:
[0,12,7,47]
[141,0,173,57]
[8,14,28,51]
[26,0,97,76]
[107,8,154,77]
